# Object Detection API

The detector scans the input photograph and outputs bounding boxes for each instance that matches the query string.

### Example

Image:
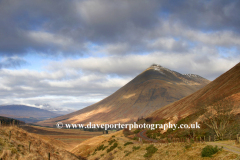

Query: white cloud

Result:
[49,51,239,81]
[0,65,131,110]
[27,31,75,48]
[155,21,240,47]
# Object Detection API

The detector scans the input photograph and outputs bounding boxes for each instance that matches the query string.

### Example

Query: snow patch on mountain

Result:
[184,74,201,78]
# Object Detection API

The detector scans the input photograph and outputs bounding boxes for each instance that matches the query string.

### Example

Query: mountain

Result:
[0,105,60,123]
[37,64,210,126]
[146,62,240,123]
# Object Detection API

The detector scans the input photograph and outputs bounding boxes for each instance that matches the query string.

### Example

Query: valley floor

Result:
[20,124,104,151]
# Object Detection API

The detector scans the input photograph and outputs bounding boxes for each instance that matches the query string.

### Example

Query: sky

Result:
[0,0,239,112]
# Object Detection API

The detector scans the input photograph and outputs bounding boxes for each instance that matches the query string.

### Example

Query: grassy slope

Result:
[71,130,239,160]
[0,126,83,160]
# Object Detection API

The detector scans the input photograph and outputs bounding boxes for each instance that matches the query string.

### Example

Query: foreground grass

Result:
[0,126,83,160]
[89,143,239,160]
[73,130,240,160]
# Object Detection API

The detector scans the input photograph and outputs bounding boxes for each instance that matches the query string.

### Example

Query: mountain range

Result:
[0,105,60,123]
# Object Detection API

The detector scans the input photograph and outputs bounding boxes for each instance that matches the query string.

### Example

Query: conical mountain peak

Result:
[37,65,210,126]
[141,64,208,86]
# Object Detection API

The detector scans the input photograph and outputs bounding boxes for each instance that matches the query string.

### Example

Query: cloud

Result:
[0,57,28,69]
[0,66,131,110]
[1,0,239,57]
[0,0,83,55]
[75,0,161,42]
[49,51,239,80]
[147,37,189,52]
[162,0,240,32]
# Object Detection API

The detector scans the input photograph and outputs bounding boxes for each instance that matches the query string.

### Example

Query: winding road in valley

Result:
[207,142,240,155]
[138,130,158,143]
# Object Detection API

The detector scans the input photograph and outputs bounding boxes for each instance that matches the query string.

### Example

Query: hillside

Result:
[37,64,209,126]
[0,126,83,159]
[0,105,60,123]
[147,62,240,123]
[0,116,25,125]
[71,130,239,160]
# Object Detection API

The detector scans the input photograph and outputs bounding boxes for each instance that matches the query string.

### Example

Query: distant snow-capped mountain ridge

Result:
[0,105,62,123]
